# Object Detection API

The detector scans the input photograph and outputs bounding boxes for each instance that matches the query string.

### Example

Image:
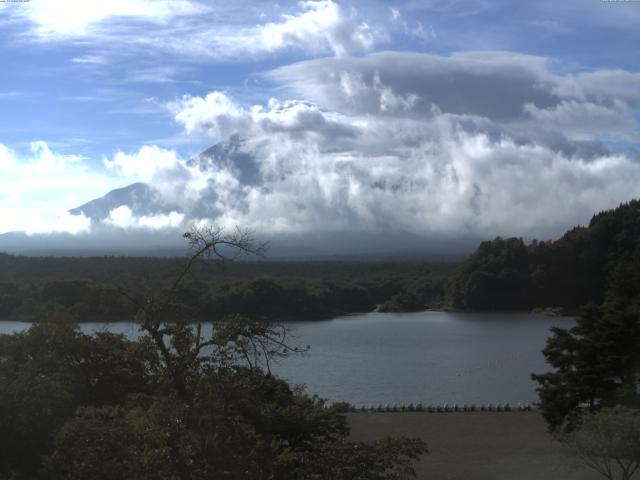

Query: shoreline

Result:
[0,307,578,324]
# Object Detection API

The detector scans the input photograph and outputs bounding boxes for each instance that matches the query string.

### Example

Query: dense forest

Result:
[0,254,452,322]
[528,202,640,434]
[3,200,640,322]
[2,203,640,477]
[0,230,427,480]
[448,200,640,313]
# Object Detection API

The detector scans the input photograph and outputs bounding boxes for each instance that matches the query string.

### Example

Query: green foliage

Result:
[0,255,454,322]
[204,277,375,320]
[378,274,447,313]
[0,323,154,479]
[561,407,640,480]
[378,291,425,313]
[448,237,534,310]
[449,200,640,311]
[532,304,640,431]
[0,320,427,480]
[0,228,427,479]
[530,202,640,432]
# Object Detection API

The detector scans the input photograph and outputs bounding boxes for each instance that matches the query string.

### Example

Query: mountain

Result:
[66,136,258,224]
[69,182,179,221]
[188,135,260,186]
[0,138,480,257]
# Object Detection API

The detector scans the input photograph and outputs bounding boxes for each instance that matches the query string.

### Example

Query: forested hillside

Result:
[0,254,453,322]
[448,200,640,312]
[4,200,639,321]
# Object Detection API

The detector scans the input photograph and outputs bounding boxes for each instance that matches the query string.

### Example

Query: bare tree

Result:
[128,225,305,403]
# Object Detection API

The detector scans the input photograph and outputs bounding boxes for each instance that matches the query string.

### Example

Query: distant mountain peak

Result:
[68,138,260,223]
[189,135,260,185]
[69,182,180,221]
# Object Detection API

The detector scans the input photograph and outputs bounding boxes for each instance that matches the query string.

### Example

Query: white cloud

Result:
[220,128,640,238]
[105,205,184,230]
[170,92,250,140]
[267,51,640,146]
[161,0,379,59]
[71,54,108,65]
[8,0,380,59]
[0,142,119,235]
[256,0,375,56]
[15,0,204,37]
[170,92,358,143]
[268,51,556,119]
[0,144,17,172]
[105,145,184,182]
[524,100,639,142]
[0,205,91,236]
[4,49,640,242]
[158,51,640,239]
[104,145,210,205]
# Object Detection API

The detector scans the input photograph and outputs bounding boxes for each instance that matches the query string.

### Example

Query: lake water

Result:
[0,311,573,406]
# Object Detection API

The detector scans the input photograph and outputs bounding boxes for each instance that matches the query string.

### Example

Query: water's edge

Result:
[0,311,574,406]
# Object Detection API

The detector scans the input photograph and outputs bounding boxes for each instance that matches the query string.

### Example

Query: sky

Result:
[1,0,639,247]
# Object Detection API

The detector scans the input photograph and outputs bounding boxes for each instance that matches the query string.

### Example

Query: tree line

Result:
[0,254,452,322]
[447,200,640,312]
[0,227,427,480]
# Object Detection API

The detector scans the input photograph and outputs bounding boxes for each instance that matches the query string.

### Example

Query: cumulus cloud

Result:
[104,145,209,206]
[157,51,640,239]
[10,50,639,242]
[169,92,251,140]
[105,205,184,230]
[0,142,118,235]
[105,145,187,183]
[169,93,358,144]
[253,0,375,57]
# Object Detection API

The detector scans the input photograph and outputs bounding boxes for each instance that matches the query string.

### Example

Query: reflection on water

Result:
[0,311,573,405]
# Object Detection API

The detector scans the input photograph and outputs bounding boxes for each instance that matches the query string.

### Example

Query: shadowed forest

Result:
[1,201,640,480]
[2,200,640,322]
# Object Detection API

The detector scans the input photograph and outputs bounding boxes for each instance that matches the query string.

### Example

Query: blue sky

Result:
[1,0,639,241]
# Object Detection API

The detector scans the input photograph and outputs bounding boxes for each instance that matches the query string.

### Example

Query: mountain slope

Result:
[67,137,259,224]
[69,182,179,221]
[188,135,260,185]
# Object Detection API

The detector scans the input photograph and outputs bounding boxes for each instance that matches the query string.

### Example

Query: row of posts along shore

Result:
[327,402,535,413]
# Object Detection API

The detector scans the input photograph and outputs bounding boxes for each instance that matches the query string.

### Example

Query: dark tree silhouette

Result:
[0,226,428,480]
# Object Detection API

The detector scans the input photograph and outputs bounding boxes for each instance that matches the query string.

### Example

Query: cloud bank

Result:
[0,142,113,235]
[147,51,640,239]
[5,49,640,244]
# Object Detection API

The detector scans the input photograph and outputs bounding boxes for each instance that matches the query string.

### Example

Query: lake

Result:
[0,311,573,406]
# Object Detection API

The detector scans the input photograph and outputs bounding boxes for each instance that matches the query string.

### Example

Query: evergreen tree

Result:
[532,304,640,431]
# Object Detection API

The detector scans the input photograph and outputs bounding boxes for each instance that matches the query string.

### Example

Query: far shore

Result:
[0,307,578,325]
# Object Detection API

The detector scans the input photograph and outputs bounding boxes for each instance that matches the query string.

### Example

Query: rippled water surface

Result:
[0,311,574,405]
